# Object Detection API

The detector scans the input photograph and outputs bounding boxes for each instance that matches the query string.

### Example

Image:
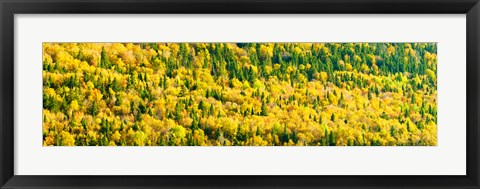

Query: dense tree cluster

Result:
[42,42,437,146]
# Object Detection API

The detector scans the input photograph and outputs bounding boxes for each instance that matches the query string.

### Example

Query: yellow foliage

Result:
[42,43,437,146]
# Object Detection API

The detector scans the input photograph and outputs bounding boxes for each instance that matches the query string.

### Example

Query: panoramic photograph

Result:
[42,43,437,146]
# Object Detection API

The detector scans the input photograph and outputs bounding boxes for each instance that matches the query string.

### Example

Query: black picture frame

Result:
[1,0,479,188]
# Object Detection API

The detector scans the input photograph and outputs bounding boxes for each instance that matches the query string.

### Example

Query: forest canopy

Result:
[42,42,437,146]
